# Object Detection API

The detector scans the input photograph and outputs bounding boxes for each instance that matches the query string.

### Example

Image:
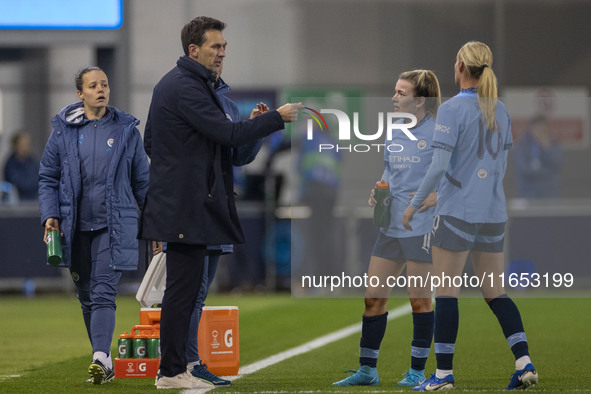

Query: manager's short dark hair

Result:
[181,16,226,56]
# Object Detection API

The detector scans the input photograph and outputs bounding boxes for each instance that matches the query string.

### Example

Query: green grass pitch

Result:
[0,293,589,393]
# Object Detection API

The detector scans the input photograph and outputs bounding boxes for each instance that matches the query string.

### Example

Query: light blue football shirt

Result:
[431,89,512,223]
[381,115,436,238]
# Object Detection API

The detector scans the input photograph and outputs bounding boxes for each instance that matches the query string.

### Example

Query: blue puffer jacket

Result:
[39,102,150,270]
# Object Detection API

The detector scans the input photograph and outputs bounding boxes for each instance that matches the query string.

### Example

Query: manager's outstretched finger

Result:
[277,102,302,122]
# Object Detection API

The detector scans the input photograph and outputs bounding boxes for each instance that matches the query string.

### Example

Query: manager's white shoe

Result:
[155,369,212,389]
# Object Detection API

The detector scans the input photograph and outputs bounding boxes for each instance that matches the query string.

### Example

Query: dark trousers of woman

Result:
[159,242,206,377]
[70,228,121,356]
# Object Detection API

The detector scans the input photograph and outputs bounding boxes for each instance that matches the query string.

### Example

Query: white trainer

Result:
[155,369,212,389]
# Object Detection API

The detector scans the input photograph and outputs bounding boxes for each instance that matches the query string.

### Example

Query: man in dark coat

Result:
[139,16,300,389]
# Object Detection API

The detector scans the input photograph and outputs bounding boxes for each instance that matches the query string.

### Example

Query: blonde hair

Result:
[457,41,498,130]
[398,69,442,117]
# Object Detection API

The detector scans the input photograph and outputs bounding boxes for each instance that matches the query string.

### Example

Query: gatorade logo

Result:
[139,363,147,372]
[118,344,126,354]
[136,346,145,357]
[382,196,393,207]
[224,329,233,348]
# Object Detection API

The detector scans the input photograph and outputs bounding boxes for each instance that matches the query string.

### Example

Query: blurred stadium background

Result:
[1,0,590,297]
[1,1,590,392]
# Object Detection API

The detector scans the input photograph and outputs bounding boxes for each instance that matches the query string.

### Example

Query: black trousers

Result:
[159,242,206,377]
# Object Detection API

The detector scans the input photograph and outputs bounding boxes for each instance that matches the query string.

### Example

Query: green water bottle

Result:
[46,228,62,266]
[133,337,147,359]
[373,180,392,228]
[147,336,161,359]
[118,332,132,358]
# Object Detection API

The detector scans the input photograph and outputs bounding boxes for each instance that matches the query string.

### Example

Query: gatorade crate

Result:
[116,306,239,377]
[198,306,239,376]
[114,325,160,379]
[114,358,160,378]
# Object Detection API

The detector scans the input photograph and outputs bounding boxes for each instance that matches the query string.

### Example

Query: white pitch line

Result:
[183,303,412,393]
[0,375,21,382]
[237,303,412,376]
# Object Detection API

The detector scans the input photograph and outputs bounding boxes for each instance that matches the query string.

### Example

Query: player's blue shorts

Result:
[371,231,432,263]
[431,215,505,252]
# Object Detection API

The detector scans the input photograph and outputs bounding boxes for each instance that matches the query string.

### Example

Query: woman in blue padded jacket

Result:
[39,66,150,385]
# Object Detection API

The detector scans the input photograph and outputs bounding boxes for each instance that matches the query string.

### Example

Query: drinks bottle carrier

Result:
[114,324,160,378]
[115,253,240,378]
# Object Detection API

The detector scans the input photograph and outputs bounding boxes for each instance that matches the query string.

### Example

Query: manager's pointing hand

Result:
[277,102,303,123]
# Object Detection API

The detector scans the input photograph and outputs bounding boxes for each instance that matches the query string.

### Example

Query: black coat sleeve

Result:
[177,83,284,147]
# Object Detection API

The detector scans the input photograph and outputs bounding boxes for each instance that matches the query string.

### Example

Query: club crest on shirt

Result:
[417,140,427,150]
[477,168,488,179]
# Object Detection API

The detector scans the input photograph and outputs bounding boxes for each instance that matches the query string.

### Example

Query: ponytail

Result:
[477,66,498,131]
[457,42,498,131]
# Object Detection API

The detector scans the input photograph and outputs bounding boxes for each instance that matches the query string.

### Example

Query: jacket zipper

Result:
[91,122,97,229]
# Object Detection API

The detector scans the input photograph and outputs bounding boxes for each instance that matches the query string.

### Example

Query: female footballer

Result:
[402,41,538,391]
[333,69,440,387]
